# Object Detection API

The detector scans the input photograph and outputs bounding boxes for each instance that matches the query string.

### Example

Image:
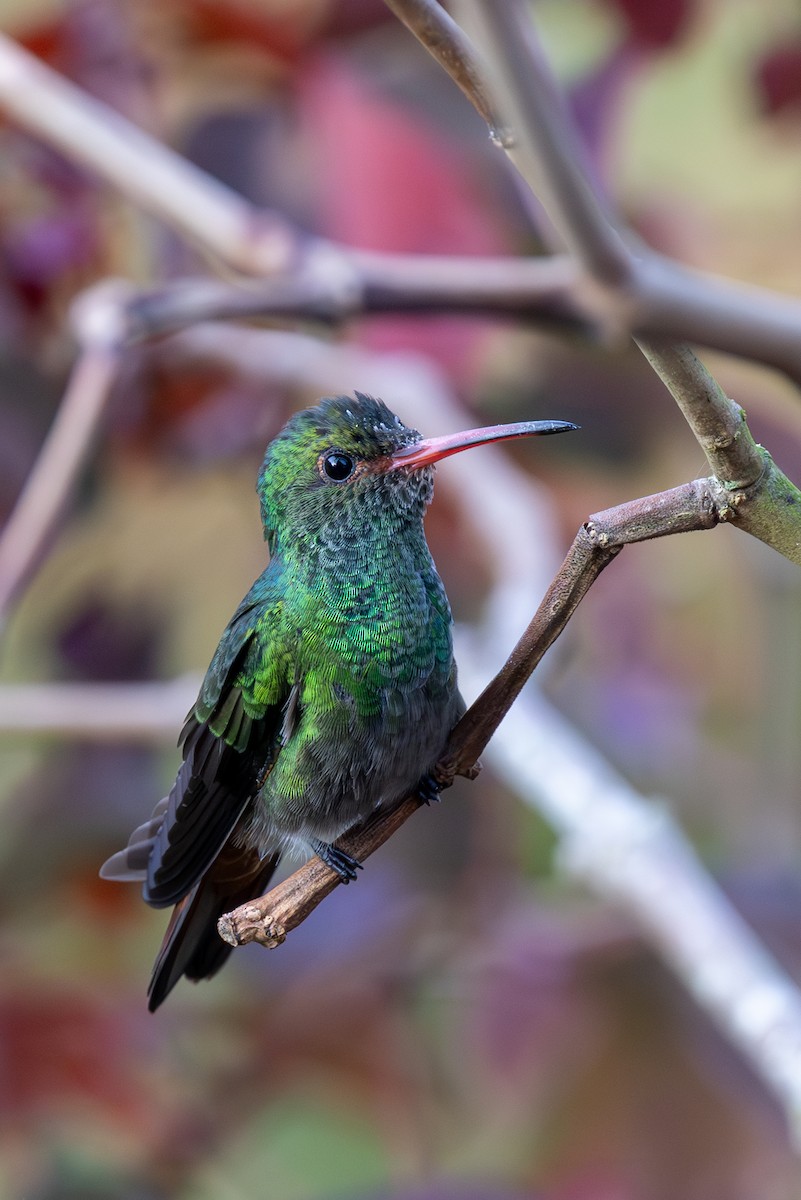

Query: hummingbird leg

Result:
[312,840,364,883]
[417,773,444,805]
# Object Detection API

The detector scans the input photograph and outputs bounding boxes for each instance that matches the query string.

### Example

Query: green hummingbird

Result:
[101,393,576,1008]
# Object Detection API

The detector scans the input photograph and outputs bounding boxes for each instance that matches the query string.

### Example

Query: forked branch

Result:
[389,2,801,565]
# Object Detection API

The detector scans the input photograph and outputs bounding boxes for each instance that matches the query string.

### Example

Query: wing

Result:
[101,588,287,909]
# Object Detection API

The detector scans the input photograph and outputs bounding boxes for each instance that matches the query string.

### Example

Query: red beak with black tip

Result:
[386,419,579,470]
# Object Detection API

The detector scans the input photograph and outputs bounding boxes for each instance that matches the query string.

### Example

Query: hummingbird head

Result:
[257,393,429,552]
[258,392,578,553]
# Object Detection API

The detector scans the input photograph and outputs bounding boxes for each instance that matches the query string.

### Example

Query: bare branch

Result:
[0,349,117,632]
[5,26,801,379]
[457,0,631,282]
[0,281,141,631]
[119,249,801,385]
[633,253,801,384]
[0,677,198,741]
[637,340,765,486]
[0,34,297,277]
[218,794,424,948]
[219,478,722,945]
[125,252,591,337]
[382,0,504,135]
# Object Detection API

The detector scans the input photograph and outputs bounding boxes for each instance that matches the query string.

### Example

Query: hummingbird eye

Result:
[322,451,355,482]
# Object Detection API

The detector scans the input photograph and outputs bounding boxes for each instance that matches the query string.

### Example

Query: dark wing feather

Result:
[101,592,285,908]
[147,843,281,1011]
[144,728,257,906]
[100,585,290,1007]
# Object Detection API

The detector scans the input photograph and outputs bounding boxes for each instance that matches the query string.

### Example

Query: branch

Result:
[217,794,426,948]
[6,28,801,379]
[118,249,801,385]
[0,35,297,277]
[457,1,631,282]
[0,677,198,741]
[375,2,801,382]
[408,2,801,568]
[635,343,801,567]
[0,284,129,631]
[217,463,801,1131]
[218,478,722,946]
[381,0,504,135]
[124,253,591,338]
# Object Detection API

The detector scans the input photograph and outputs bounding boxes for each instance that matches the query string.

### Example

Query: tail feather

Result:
[147,846,280,1011]
[100,794,171,882]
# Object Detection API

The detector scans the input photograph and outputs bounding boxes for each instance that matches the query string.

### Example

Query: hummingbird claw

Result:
[312,840,363,882]
[417,774,443,805]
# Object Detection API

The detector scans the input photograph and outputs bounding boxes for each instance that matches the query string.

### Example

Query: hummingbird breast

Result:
[242,524,464,858]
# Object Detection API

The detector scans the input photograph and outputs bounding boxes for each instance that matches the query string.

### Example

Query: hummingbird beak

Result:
[386,419,579,471]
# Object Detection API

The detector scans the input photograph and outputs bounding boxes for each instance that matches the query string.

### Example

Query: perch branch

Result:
[218,478,722,947]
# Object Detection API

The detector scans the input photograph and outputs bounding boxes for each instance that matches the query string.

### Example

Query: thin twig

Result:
[382,0,504,134]
[0,346,119,632]
[458,0,631,283]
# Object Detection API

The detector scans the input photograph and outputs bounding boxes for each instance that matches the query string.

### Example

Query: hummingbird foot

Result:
[417,773,444,805]
[312,839,363,883]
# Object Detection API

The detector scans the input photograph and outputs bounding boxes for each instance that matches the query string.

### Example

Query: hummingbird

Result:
[101,393,576,1009]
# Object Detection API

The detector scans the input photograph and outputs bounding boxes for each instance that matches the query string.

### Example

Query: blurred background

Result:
[2,0,801,1196]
